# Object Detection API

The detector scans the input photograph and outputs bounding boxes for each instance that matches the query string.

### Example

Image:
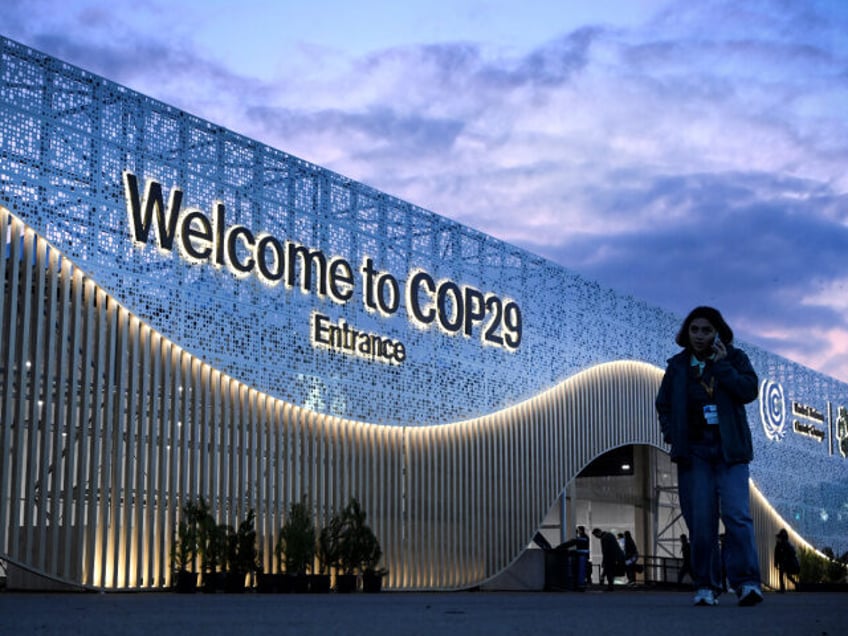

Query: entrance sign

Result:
[123,172,522,356]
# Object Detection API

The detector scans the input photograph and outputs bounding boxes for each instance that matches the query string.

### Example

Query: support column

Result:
[561,480,577,544]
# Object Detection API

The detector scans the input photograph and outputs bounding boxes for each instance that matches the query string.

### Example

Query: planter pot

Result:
[289,573,310,594]
[174,570,197,594]
[202,572,226,593]
[224,571,247,593]
[256,572,280,594]
[309,574,331,594]
[335,574,358,593]
[362,572,383,593]
[276,573,293,593]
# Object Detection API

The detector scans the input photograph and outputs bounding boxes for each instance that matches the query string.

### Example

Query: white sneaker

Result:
[693,588,718,606]
[738,584,764,606]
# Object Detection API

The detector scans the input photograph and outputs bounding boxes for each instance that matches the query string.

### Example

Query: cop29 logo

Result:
[759,379,787,442]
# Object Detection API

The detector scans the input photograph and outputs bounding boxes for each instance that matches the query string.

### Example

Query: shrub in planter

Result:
[319,510,352,592]
[830,562,848,584]
[170,498,210,593]
[798,546,826,584]
[323,497,386,593]
[170,498,261,593]
[822,547,847,584]
[199,519,229,593]
[360,516,387,593]
[309,522,334,594]
[172,519,197,592]
[223,509,261,592]
[277,497,317,593]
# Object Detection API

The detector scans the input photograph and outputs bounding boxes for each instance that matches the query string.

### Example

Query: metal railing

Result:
[586,555,688,588]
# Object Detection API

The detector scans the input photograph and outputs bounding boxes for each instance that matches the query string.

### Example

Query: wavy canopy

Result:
[0,209,803,591]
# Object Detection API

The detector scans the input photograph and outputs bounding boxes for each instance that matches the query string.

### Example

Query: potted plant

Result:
[797,546,826,589]
[311,520,335,594]
[326,497,385,593]
[277,497,316,593]
[256,563,278,594]
[196,503,228,593]
[171,498,205,593]
[361,531,387,593]
[797,546,848,592]
[223,509,260,592]
[319,504,351,592]
[822,547,847,586]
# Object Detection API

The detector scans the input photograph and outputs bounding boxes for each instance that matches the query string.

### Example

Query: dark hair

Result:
[675,306,734,348]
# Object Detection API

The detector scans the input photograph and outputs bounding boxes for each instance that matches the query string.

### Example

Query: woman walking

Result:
[656,306,764,607]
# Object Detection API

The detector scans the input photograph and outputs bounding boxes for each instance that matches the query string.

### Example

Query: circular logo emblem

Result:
[759,379,786,442]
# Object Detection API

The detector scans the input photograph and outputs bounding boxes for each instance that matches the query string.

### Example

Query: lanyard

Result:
[700,376,715,400]
[691,355,715,400]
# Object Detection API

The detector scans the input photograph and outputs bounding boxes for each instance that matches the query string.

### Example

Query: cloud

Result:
[519,169,848,377]
[3,0,848,380]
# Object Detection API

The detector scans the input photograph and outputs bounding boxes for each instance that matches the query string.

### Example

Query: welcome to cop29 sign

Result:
[123,172,522,364]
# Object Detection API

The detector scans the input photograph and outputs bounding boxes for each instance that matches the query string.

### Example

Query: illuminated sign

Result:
[793,420,825,442]
[792,402,825,423]
[311,312,406,364]
[759,379,787,441]
[791,400,826,443]
[122,172,522,359]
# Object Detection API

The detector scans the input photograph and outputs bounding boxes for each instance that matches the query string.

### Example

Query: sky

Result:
[2,0,848,382]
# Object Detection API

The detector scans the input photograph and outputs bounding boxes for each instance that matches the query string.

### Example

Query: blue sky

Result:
[3,0,848,381]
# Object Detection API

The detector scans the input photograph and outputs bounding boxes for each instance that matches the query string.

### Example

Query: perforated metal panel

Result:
[0,36,686,428]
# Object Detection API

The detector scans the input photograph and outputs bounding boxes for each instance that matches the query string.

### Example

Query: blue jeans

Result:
[677,438,761,593]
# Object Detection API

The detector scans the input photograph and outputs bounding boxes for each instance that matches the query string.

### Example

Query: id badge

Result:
[703,404,719,426]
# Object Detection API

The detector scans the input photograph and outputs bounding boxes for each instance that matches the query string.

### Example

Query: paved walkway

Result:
[0,588,843,635]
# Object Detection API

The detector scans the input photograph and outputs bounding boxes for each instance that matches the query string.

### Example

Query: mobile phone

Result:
[712,334,722,350]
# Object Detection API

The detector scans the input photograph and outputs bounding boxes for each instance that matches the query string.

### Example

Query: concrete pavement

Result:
[0,587,844,635]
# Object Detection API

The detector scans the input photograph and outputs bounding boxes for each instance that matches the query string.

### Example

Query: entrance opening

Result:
[536,445,688,587]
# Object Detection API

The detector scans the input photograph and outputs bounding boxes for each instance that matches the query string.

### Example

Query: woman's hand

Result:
[712,337,727,361]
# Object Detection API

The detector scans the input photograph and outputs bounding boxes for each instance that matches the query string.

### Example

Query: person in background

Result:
[774,528,800,592]
[559,526,590,591]
[655,306,764,607]
[677,534,692,584]
[623,530,639,586]
[592,528,625,591]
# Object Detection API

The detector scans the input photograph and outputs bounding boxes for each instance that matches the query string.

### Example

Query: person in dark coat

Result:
[774,528,799,592]
[592,528,624,590]
[623,530,639,585]
[656,306,763,607]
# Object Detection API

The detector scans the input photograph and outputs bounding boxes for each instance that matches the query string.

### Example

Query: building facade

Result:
[1,35,847,591]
